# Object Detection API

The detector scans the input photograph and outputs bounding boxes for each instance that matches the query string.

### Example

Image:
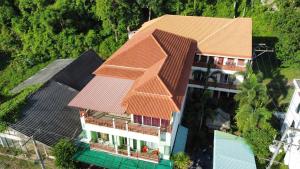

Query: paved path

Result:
[10,59,74,94]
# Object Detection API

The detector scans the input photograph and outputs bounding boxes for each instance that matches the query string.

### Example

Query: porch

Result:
[74,143,173,169]
[84,111,170,136]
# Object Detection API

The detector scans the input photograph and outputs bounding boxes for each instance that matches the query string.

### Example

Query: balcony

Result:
[90,142,159,162]
[193,61,246,72]
[189,80,237,90]
[84,112,171,136]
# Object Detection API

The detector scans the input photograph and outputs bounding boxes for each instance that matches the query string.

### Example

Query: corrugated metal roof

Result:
[139,15,252,58]
[9,50,103,146]
[69,76,134,114]
[213,131,256,169]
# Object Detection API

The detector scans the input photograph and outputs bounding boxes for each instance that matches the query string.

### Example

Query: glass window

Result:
[143,116,152,125]
[161,119,170,128]
[217,57,224,65]
[226,58,235,65]
[237,59,245,66]
[133,115,142,124]
[200,55,207,62]
[152,118,160,127]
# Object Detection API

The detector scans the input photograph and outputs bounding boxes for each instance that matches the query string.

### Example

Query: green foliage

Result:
[0,84,41,132]
[53,139,77,169]
[243,125,276,159]
[171,152,191,169]
[235,66,277,160]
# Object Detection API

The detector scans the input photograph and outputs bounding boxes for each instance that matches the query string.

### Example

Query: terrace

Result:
[83,111,171,136]
[89,141,160,162]
[189,80,237,90]
[74,143,173,168]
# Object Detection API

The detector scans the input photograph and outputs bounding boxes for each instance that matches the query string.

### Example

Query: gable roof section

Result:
[69,76,134,115]
[139,15,252,58]
[70,29,196,120]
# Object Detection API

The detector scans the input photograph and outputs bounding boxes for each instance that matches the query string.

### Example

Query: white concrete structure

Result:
[189,54,251,96]
[281,79,300,169]
[79,89,188,162]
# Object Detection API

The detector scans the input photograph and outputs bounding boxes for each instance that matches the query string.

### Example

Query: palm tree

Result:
[171,152,191,169]
[194,62,222,130]
[234,65,270,133]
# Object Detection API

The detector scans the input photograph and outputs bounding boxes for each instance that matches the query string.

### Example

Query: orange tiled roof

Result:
[71,29,196,120]
[139,15,252,58]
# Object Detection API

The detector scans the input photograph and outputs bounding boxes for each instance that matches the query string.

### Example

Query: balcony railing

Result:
[189,80,237,90]
[90,143,115,153]
[193,61,246,71]
[90,143,159,162]
[85,116,171,136]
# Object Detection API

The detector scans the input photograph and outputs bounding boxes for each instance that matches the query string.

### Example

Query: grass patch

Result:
[0,154,41,169]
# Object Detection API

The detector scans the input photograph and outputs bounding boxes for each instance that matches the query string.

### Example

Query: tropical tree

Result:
[234,65,277,160]
[171,152,191,169]
[192,61,223,129]
[53,139,77,169]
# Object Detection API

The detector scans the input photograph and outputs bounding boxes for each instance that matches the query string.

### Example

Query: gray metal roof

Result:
[11,81,81,146]
[10,50,103,146]
[10,59,74,94]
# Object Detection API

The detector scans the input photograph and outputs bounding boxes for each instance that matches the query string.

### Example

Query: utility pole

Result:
[266,127,300,169]
[33,137,46,169]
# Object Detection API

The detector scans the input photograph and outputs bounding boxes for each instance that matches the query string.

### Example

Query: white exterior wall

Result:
[281,79,300,169]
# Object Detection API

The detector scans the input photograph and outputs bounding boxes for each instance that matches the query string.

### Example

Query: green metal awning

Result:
[74,144,173,169]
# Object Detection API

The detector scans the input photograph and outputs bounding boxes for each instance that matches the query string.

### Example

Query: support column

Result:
[0,137,4,147]
[114,135,118,154]
[217,91,221,99]
[126,121,130,157]
[137,140,141,152]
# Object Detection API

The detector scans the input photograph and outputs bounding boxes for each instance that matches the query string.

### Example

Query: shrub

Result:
[53,139,77,169]
[171,152,191,169]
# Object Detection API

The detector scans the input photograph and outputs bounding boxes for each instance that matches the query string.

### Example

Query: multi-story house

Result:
[69,15,252,165]
[281,79,300,169]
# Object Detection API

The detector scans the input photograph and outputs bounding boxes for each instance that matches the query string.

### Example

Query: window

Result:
[217,57,224,65]
[133,115,142,124]
[296,104,300,114]
[226,58,235,65]
[208,56,214,64]
[200,55,208,63]
[152,118,160,127]
[237,59,245,66]
[161,119,170,128]
[143,116,152,125]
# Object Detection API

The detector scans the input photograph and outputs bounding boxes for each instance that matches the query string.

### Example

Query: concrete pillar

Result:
[223,58,228,65]
[127,138,130,157]
[86,130,92,141]
[0,137,4,147]
[109,134,113,145]
[137,140,141,152]
[114,135,118,154]
[125,121,130,156]
[112,118,115,128]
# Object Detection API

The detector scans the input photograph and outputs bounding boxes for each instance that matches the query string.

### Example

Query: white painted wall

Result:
[281,79,300,169]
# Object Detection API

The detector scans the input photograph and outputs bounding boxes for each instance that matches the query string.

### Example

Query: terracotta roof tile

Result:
[139,15,252,58]
[126,93,177,120]
[94,66,144,80]
[71,29,197,119]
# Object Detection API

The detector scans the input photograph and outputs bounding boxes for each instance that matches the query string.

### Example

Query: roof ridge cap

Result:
[150,32,168,57]
[198,18,237,45]
[102,64,147,71]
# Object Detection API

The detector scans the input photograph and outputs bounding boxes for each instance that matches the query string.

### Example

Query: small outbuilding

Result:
[213,130,256,169]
